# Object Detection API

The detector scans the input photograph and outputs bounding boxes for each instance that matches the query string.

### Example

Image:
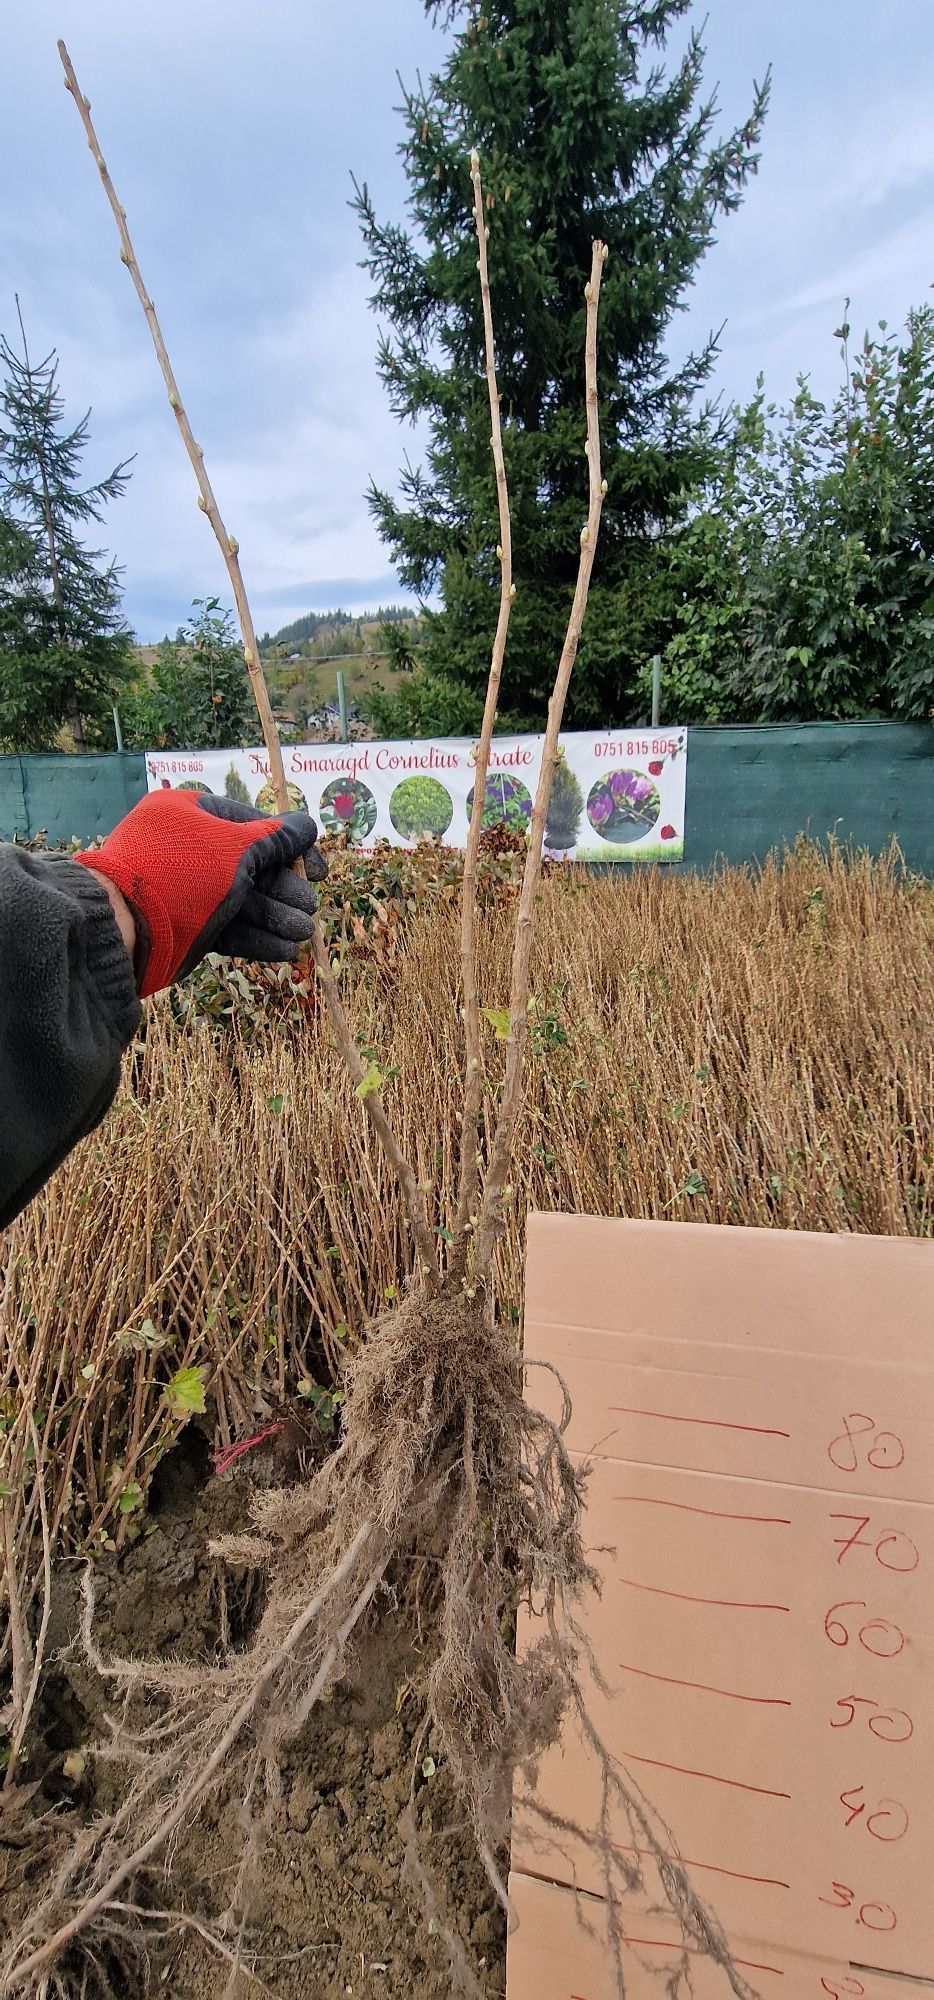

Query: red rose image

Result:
[660,823,676,841]
[647,759,664,776]
[333,792,356,821]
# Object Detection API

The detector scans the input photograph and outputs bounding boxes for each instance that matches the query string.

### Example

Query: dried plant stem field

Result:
[2,846,933,1995]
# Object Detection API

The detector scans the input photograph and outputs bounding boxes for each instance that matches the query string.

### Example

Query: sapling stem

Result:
[451,150,515,1278]
[472,243,607,1282]
[57,41,439,1287]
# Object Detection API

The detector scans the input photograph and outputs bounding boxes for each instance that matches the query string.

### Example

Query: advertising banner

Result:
[145,726,687,862]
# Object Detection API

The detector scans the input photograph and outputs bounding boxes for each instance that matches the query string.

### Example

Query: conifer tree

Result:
[355,0,768,729]
[0,304,133,751]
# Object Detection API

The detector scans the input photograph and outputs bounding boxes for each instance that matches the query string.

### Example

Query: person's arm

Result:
[0,848,142,1230]
[0,793,326,1229]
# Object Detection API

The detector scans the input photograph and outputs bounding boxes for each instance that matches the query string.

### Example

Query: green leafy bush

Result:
[389,774,453,839]
[254,778,308,815]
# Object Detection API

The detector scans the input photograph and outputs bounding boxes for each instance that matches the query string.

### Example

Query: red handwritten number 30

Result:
[818,1882,898,1931]
[828,1414,905,1474]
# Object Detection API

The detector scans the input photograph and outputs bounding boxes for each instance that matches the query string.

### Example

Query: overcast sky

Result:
[2,1,932,641]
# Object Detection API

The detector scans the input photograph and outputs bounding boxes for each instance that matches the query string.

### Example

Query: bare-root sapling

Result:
[0,52,748,2000]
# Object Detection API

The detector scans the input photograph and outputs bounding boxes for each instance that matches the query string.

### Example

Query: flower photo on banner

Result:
[465,771,533,835]
[586,768,661,844]
[319,777,378,842]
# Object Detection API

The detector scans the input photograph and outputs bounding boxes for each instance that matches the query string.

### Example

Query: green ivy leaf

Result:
[163,1365,207,1418]
[481,1006,511,1040]
[683,1170,707,1197]
[267,1094,284,1116]
[356,1062,385,1099]
[118,1483,143,1514]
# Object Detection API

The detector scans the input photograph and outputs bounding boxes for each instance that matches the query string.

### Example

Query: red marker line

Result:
[614,1841,790,1891]
[618,1575,790,1613]
[619,1747,791,1800]
[609,1404,790,1439]
[615,1494,791,1527]
[618,1659,791,1708]
[571,1949,783,1983]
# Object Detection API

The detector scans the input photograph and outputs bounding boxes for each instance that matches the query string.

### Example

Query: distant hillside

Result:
[260,606,423,733]
[129,606,423,739]
[258,603,416,653]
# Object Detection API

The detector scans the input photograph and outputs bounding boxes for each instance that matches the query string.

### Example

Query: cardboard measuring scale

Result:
[508,1215,934,1998]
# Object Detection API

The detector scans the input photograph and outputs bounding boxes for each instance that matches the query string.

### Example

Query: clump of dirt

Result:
[2,1433,505,2000]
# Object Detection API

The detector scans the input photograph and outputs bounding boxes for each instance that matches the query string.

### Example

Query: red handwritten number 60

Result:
[824,1601,905,1658]
[828,1414,905,1474]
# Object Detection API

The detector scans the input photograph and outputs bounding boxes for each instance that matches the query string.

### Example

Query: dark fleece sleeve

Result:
[0,848,142,1229]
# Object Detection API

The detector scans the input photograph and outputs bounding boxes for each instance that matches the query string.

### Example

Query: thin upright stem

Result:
[472,243,607,1283]
[57,42,439,1287]
[451,152,514,1278]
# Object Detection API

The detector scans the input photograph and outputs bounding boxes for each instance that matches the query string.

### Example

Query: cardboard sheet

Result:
[507,1869,933,1999]
[509,1216,934,1995]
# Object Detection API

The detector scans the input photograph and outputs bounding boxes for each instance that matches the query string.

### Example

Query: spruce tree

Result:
[355,0,769,730]
[0,303,134,751]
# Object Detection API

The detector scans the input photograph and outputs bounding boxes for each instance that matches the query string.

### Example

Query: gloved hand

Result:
[74,790,326,997]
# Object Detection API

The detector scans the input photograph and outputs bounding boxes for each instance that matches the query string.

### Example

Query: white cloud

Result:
[4,0,934,638]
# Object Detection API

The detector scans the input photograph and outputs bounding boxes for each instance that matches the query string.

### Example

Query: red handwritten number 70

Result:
[830,1514,920,1572]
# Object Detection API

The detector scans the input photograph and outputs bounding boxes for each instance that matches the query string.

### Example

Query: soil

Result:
[2,1432,506,2000]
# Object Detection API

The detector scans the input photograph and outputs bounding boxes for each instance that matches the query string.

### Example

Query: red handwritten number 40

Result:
[838,1785,908,1842]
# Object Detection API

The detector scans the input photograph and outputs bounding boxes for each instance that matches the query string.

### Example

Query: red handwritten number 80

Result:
[828,1414,905,1474]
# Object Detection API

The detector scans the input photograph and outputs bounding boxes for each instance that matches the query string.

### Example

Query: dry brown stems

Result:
[3,847,933,1988]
